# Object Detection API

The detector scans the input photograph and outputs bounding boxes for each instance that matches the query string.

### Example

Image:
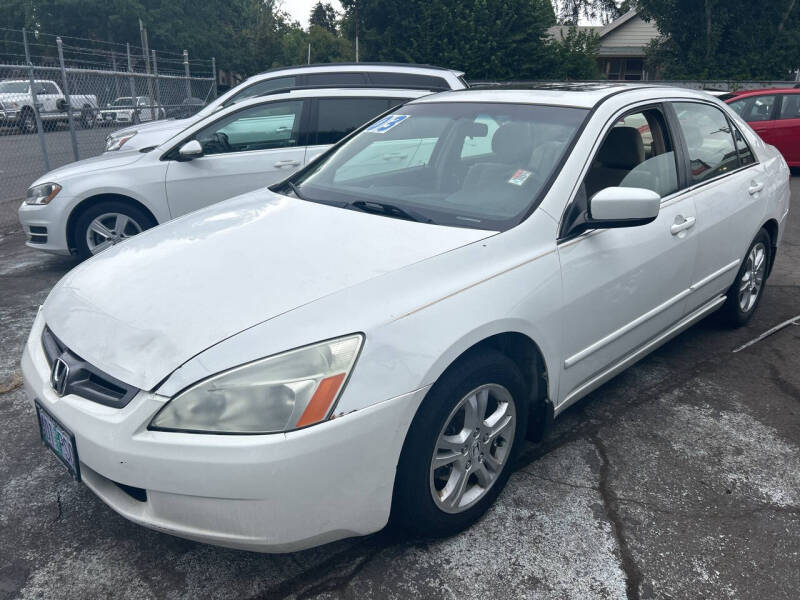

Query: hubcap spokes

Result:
[86,213,142,254]
[738,243,766,313]
[430,384,516,514]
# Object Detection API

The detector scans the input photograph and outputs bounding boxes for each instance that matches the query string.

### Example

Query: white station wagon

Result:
[22,84,790,552]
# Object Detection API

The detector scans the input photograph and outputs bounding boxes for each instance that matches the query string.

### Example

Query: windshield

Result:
[283,102,587,231]
[0,82,28,93]
[111,98,135,107]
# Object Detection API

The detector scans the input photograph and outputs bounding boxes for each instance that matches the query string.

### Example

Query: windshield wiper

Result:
[347,200,434,224]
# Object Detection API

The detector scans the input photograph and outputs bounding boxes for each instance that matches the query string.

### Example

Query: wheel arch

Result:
[423,329,554,441]
[761,218,779,278]
[66,193,158,252]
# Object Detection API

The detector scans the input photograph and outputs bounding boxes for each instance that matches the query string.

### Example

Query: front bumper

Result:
[18,200,72,255]
[21,312,427,552]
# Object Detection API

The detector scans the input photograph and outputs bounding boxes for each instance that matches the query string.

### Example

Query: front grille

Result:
[41,326,139,408]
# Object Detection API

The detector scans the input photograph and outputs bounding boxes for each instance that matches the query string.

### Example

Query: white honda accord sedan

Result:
[22,84,790,552]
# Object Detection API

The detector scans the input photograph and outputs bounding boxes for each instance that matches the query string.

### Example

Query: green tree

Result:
[637,0,800,79]
[309,1,338,34]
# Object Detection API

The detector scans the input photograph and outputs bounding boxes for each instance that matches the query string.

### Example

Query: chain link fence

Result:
[0,28,217,202]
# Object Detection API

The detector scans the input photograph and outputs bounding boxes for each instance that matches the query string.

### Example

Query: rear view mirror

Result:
[177,139,203,160]
[588,187,660,228]
[464,122,489,137]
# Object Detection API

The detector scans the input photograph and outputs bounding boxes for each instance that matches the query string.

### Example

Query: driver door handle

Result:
[748,181,764,195]
[273,159,300,168]
[670,215,696,235]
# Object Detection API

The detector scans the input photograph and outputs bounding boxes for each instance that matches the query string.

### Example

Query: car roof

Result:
[251,62,465,78]
[725,88,800,99]
[409,83,712,109]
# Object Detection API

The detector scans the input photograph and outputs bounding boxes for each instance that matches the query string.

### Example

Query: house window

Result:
[604,58,645,81]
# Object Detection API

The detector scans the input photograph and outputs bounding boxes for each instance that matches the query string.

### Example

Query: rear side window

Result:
[304,72,366,86]
[779,94,800,119]
[674,102,739,184]
[312,97,392,145]
[226,76,297,106]
[732,124,755,166]
[367,72,449,90]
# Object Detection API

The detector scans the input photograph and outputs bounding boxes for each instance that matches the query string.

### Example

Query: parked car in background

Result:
[104,63,467,152]
[0,79,97,132]
[98,96,166,125]
[19,87,430,258]
[21,84,789,553]
[164,96,205,119]
[726,89,800,166]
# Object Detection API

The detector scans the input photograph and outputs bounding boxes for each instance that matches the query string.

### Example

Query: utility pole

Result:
[307,43,311,64]
[354,0,359,63]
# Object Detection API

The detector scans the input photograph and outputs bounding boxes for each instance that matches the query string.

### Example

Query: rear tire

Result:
[392,349,528,538]
[74,201,155,260]
[80,106,95,129]
[719,228,771,327]
[17,108,37,134]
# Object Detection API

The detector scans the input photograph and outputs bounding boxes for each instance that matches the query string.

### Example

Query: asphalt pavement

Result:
[0,179,798,599]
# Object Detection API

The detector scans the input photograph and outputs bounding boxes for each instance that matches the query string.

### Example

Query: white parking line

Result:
[732,314,800,353]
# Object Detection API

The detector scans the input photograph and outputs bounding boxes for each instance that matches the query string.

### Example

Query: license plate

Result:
[35,401,80,481]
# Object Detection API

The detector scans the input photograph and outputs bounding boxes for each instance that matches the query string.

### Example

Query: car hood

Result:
[31,151,146,186]
[43,189,492,391]
[113,119,189,151]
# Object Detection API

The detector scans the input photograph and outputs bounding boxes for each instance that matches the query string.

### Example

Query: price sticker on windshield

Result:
[366,114,410,133]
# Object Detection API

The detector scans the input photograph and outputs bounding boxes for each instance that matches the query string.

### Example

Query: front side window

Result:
[779,94,800,119]
[313,98,394,146]
[111,98,134,107]
[584,107,678,199]
[193,100,304,156]
[0,82,28,94]
[283,102,587,231]
[225,76,297,106]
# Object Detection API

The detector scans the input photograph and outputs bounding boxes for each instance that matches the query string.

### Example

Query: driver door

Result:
[164,99,308,217]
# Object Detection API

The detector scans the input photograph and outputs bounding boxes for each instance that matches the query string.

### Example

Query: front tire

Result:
[719,228,771,327]
[74,201,155,260]
[392,349,528,537]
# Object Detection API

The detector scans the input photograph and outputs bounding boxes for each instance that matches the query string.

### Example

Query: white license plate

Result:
[36,401,80,480]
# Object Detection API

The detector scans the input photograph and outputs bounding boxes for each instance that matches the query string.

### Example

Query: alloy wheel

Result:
[429,383,516,514]
[85,212,142,255]
[738,242,767,313]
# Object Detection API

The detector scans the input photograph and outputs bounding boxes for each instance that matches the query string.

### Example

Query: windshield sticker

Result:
[508,169,532,186]
[366,114,410,133]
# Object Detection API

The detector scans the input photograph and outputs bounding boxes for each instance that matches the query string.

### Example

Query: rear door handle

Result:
[273,159,300,168]
[670,215,696,235]
[748,181,764,195]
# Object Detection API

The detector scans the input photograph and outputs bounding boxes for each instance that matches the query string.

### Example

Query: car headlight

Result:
[25,182,62,205]
[149,334,363,434]
[106,131,137,151]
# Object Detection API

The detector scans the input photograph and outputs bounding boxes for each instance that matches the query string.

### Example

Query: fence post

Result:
[151,50,162,119]
[22,28,50,172]
[111,51,121,100]
[183,50,192,99]
[126,43,137,114]
[56,37,80,162]
[211,57,217,100]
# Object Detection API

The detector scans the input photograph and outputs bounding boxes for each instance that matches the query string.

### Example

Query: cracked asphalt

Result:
[1,178,798,599]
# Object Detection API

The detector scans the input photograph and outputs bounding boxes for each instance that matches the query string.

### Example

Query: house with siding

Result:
[548,9,661,80]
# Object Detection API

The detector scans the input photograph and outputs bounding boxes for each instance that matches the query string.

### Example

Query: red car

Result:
[726,88,800,167]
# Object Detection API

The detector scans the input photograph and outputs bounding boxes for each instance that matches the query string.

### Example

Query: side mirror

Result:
[177,139,203,160]
[587,187,660,228]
